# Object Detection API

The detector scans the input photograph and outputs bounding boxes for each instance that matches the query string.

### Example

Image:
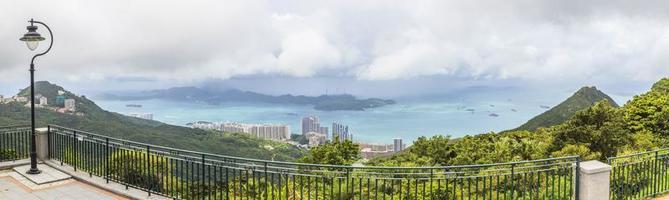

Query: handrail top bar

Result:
[47,124,579,170]
[0,125,31,129]
[607,148,669,161]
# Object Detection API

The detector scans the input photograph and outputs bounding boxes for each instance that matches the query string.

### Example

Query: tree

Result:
[408,135,455,166]
[299,136,360,165]
[551,144,600,160]
[549,100,629,160]
[451,134,498,165]
[623,91,669,137]
[651,77,669,93]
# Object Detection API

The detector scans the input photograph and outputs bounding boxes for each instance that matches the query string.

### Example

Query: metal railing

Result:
[0,125,31,162]
[47,125,580,199]
[608,148,669,200]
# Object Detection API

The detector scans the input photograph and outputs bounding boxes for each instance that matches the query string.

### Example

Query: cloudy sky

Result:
[1,0,668,98]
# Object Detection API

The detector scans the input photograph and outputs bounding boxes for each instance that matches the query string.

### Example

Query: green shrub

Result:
[0,149,18,161]
[108,149,171,192]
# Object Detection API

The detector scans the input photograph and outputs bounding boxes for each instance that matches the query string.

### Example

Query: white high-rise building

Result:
[64,99,76,111]
[302,116,329,137]
[39,96,48,106]
[301,116,320,135]
[250,125,290,141]
[393,138,404,152]
[332,122,350,141]
[318,127,329,138]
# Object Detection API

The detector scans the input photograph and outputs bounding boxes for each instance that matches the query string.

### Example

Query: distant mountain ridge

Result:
[513,86,618,131]
[1,81,305,161]
[102,87,396,111]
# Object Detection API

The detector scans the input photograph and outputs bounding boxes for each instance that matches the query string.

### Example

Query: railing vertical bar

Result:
[73,130,77,171]
[88,138,92,177]
[105,138,109,183]
[47,125,51,159]
[511,164,515,199]
[575,157,580,200]
[59,130,63,166]
[200,154,205,200]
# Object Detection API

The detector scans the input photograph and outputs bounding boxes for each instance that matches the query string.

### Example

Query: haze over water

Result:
[92,86,623,144]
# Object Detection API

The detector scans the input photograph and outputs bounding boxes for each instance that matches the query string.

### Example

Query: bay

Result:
[92,89,565,144]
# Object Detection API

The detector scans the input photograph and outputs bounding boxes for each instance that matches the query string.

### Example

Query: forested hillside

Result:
[367,78,669,167]
[514,86,618,131]
[0,81,305,161]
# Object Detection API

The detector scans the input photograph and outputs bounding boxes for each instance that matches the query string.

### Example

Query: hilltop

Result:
[513,86,618,131]
[102,86,396,111]
[1,81,305,161]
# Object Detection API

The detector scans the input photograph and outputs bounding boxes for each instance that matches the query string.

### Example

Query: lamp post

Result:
[19,19,53,175]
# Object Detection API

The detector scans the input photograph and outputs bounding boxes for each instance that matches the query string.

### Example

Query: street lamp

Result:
[19,19,53,175]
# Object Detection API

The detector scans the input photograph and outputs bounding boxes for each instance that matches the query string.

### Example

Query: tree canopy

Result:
[366,79,669,167]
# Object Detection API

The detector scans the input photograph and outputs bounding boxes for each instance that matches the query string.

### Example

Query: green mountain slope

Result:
[0,81,305,161]
[514,86,618,131]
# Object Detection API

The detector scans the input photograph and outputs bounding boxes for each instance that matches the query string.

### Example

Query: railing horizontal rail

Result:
[47,124,580,200]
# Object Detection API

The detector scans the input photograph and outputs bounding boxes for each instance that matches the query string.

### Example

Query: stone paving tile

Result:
[14,164,71,185]
[0,170,128,200]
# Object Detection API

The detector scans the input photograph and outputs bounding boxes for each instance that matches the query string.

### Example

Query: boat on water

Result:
[489,113,499,117]
[540,105,550,109]
[126,104,142,108]
[510,109,517,112]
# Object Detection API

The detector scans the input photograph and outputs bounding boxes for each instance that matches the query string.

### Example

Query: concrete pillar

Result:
[579,160,612,200]
[35,127,49,161]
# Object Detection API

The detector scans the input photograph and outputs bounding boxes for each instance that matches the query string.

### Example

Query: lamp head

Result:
[20,20,45,51]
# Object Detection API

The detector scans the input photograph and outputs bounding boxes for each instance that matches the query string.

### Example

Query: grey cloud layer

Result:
[1,0,668,83]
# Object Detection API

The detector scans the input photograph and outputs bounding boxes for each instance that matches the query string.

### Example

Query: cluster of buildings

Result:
[127,113,153,120]
[359,138,405,159]
[48,91,77,113]
[191,121,291,141]
[301,116,329,147]
[0,90,77,114]
[189,115,405,158]
[301,116,354,148]
[0,95,28,104]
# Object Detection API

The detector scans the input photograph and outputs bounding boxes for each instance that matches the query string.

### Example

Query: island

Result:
[101,87,396,111]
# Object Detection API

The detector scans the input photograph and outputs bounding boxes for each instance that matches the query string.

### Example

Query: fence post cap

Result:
[579,160,611,174]
[35,127,49,133]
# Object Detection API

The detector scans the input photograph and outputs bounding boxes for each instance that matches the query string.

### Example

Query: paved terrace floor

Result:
[0,170,128,200]
[0,159,171,200]
[0,176,127,200]
[0,159,167,200]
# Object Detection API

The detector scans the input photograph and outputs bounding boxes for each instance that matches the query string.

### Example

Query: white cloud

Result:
[1,0,669,85]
